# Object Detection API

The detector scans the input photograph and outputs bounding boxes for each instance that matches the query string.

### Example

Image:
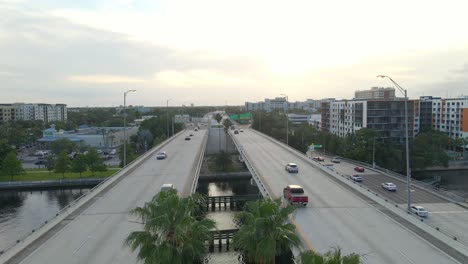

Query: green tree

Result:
[45,155,55,175]
[85,148,107,176]
[72,154,87,177]
[0,139,14,171]
[50,138,76,155]
[214,113,222,124]
[119,143,137,167]
[222,118,233,133]
[300,248,361,264]
[54,151,71,178]
[2,151,24,181]
[126,190,215,264]
[233,198,300,264]
[214,151,232,171]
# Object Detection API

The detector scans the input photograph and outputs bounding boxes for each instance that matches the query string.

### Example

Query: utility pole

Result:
[280,94,289,145]
[123,89,136,167]
[377,75,411,212]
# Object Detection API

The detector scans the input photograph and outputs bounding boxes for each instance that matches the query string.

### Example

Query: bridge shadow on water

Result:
[197,179,294,264]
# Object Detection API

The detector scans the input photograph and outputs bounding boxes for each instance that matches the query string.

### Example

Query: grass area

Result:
[0,168,120,182]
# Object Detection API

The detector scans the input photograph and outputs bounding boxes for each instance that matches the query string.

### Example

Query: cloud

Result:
[66,74,145,84]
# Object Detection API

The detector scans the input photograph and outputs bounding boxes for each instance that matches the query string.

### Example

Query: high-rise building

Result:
[0,103,67,122]
[321,99,415,143]
[355,87,396,100]
[245,97,334,112]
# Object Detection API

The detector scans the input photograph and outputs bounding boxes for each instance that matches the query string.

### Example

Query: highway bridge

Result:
[230,128,468,264]
[3,123,468,264]
[1,129,207,264]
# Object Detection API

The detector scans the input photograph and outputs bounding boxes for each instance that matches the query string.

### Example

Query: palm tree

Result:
[300,247,361,264]
[233,198,300,264]
[126,190,216,264]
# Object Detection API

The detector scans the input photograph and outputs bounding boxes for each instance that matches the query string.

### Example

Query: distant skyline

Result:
[1,0,468,107]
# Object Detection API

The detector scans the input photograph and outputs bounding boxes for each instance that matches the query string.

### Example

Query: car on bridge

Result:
[285,163,299,173]
[354,166,365,172]
[411,205,428,217]
[234,130,239,134]
[156,152,167,160]
[160,183,174,192]
[349,175,363,182]
[185,136,191,140]
[331,157,341,163]
[313,156,324,162]
[283,185,308,206]
[382,182,397,191]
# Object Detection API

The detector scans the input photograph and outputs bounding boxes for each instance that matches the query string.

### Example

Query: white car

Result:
[331,157,341,163]
[156,152,167,160]
[160,183,174,192]
[350,175,363,182]
[411,205,428,217]
[382,182,397,191]
[285,163,299,173]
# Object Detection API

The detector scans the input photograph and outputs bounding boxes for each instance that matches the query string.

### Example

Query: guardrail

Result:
[228,130,271,199]
[0,130,185,262]
[250,128,468,259]
[189,130,209,194]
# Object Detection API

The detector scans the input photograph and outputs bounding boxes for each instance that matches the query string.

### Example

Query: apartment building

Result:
[355,87,396,100]
[245,97,334,112]
[0,104,16,122]
[0,103,67,122]
[431,96,468,139]
[321,99,415,143]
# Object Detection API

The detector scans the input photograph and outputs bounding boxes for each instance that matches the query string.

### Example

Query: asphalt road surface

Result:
[312,152,468,248]
[12,129,206,264]
[233,128,461,264]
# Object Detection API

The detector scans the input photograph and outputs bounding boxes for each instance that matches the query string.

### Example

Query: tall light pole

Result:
[377,75,411,212]
[280,94,289,145]
[123,89,136,167]
[372,136,376,169]
[166,99,172,138]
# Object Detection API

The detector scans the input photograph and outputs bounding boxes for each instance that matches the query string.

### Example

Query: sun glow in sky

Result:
[1,0,468,106]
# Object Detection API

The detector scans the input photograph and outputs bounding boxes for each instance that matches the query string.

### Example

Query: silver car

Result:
[382,182,397,191]
[411,205,428,217]
[285,163,299,173]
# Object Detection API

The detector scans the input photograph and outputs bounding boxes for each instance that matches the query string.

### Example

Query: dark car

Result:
[185,136,191,141]
[354,167,365,172]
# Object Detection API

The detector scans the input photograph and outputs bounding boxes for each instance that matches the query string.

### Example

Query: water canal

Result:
[0,188,89,251]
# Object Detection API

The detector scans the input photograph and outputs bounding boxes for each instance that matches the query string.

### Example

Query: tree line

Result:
[1,138,107,181]
[250,110,457,173]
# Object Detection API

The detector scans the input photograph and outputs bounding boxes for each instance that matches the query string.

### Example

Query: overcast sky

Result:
[1,0,467,107]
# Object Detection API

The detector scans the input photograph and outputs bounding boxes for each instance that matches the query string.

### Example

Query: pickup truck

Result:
[283,185,308,206]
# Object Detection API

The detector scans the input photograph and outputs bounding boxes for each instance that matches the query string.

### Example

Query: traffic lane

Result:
[353,173,447,204]
[314,154,451,204]
[18,130,207,264]
[295,207,458,264]
[421,203,468,247]
[237,129,460,263]
[238,132,365,207]
[315,146,468,248]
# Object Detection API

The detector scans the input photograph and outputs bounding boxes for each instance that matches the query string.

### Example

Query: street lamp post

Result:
[123,89,136,167]
[166,99,172,138]
[377,75,411,212]
[280,94,289,146]
[372,137,376,169]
